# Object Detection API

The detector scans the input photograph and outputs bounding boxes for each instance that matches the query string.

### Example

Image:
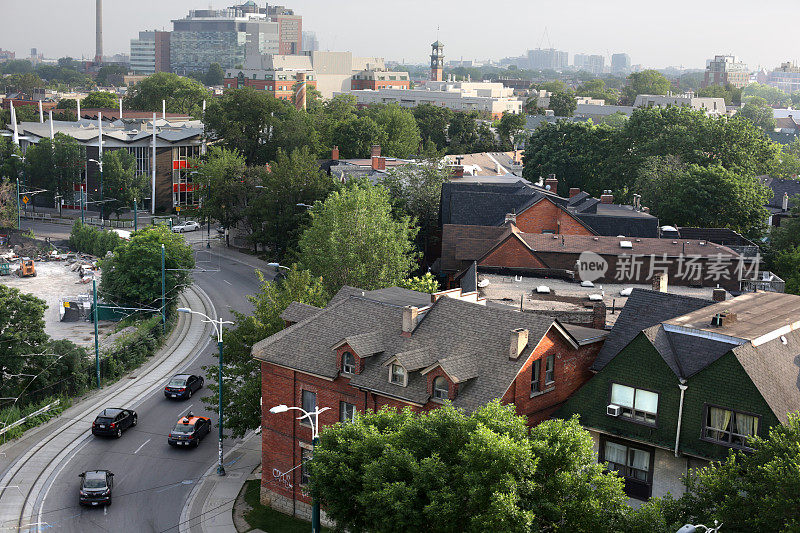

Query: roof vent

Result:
[620,241,633,249]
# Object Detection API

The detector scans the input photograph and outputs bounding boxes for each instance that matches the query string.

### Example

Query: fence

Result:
[20,212,134,228]
[0,400,61,437]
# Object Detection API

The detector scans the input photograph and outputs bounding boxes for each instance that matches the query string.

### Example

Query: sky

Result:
[0,0,797,70]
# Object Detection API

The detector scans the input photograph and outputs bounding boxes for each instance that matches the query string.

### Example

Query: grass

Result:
[242,480,331,533]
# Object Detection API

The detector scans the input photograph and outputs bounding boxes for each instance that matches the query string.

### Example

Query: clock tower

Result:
[430,41,444,82]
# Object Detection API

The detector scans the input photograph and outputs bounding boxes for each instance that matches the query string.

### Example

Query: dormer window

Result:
[342,351,355,374]
[432,376,449,400]
[390,363,406,385]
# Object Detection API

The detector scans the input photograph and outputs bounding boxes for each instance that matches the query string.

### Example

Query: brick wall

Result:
[515,199,594,235]
[480,235,546,269]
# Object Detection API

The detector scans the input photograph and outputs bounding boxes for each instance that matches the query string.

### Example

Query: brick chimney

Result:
[451,165,464,178]
[370,145,381,158]
[652,273,668,293]
[712,288,726,302]
[569,187,581,198]
[371,156,386,171]
[783,192,790,211]
[600,190,614,204]
[331,146,339,161]
[545,174,558,193]
[509,328,529,360]
[402,306,419,337]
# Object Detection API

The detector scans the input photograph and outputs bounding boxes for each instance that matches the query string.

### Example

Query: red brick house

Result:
[252,285,607,522]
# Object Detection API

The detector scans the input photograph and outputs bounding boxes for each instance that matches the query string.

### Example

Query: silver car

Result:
[172,221,200,233]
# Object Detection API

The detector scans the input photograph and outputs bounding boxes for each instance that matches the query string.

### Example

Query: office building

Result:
[574,53,605,74]
[527,48,568,70]
[301,31,319,52]
[130,31,171,75]
[611,53,631,74]
[703,55,749,89]
[633,92,727,116]
[351,69,410,90]
[765,62,800,94]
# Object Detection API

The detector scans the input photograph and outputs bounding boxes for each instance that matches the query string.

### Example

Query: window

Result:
[390,363,406,385]
[544,355,555,384]
[432,376,449,400]
[300,447,312,485]
[703,405,760,448]
[610,383,658,425]
[531,359,541,393]
[341,351,355,374]
[340,401,356,423]
[601,438,653,499]
[301,390,316,426]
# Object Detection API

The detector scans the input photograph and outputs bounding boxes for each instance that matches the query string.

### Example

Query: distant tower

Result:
[430,40,444,82]
[95,0,103,64]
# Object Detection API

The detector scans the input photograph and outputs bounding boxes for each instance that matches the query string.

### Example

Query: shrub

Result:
[69,220,123,256]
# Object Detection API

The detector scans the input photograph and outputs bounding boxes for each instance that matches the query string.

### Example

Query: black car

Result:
[92,408,137,438]
[167,414,212,448]
[164,374,204,400]
[79,470,114,506]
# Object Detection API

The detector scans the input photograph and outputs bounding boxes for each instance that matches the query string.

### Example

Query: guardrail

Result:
[0,400,61,437]
[21,213,135,228]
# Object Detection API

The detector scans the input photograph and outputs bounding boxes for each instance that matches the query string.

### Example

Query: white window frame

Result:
[341,351,355,375]
[389,363,407,386]
[610,383,658,426]
[432,376,449,400]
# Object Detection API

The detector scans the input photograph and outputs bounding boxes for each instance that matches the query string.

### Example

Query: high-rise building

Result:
[611,53,631,74]
[0,49,15,62]
[302,31,319,53]
[527,48,568,70]
[574,53,604,74]
[169,3,301,73]
[703,55,749,89]
[430,40,444,81]
[766,62,800,94]
[130,31,171,75]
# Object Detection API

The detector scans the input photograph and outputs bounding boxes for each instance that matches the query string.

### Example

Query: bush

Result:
[98,314,170,384]
[0,396,69,441]
[69,220,123,257]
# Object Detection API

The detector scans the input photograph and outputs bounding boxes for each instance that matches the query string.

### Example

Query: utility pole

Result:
[93,279,100,388]
[16,178,20,230]
[133,199,138,232]
[161,244,166,333]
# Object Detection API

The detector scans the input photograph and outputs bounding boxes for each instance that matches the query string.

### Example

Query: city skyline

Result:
[1,0,798,71]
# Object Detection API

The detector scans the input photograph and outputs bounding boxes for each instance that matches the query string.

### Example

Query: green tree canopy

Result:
[398,272,439,293]
[298,183,419,293]
[101,148,148,219]
[738,96,777,132]
[81,91,119,109]
[623,69,671,104]
[125,72,210,115]
[372,104,422,158]
[2,72,44,94]
[95,64,129,86]
[194,146,248,245]
[100,225,195,309]
[205,63,224,86]
[332,115,385,159]
[742,82,791,107]
[549,90,577,117]
[697,83,742,105]
[412,104,452,151]
[496,112,527,149]
[0,285,49,382]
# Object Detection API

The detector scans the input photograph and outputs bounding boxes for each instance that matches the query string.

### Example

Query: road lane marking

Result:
[178,404,194,417]
[133,438,151,454]
[223,279,233,286]
[103,506,107,516]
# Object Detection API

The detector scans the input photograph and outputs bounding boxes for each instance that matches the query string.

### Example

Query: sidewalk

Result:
[180,429,262,533]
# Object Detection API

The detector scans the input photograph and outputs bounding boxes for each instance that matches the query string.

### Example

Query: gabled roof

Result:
[280,302,321,324]
[335,331,383,357]
[388,348,435,372]
[421,354,479,383]
[642,324,735,379]
[758,175,800,211]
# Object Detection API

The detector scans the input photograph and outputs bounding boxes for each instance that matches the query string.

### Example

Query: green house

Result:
[557,289,800,500]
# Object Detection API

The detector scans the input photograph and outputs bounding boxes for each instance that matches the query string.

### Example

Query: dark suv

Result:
[167,414,211,448]
[164,374,204,400]
[92,408,137,438]
[79,470,114,506]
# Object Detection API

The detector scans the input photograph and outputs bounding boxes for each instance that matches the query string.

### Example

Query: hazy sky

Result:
[1,1,796,70]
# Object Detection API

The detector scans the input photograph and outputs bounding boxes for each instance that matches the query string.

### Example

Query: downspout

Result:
[674,380,688,457]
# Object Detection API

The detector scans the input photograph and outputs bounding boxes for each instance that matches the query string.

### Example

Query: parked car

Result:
[172,221,200,233]
[164,374,204,400]
[79,470,114,506]
[167,414,211,448]
[92,408,137,438]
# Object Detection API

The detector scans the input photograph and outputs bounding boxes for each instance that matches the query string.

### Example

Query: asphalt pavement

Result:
[3,222,272,532]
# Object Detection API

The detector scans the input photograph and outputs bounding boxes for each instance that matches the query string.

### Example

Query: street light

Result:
[296,203,312,208]
[88,158,104,224]
[10,154,23,227]
[268,404,330,533]
[677,521,722,533]
[178,307,233,476]
[267,263,290,270]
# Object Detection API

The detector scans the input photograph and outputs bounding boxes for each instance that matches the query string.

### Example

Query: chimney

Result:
[504,212,517,225]
[600,190,614,204]
[569,187,581,198]
[633,193,641,210]
[370,145,381,158]
[652,273,668,293]
[783,192,790,211]
[371,156,386,171]
[331,146,339,161]
[712,288,726,302]
[451,165,464,178]
[294,72,307,111]
[509,328,529,360]
[402,306,419,336]
[545,174,558,193]
[95,0,103,64]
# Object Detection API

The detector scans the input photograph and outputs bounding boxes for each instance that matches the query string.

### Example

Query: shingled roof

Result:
[280,302,322,324]
[253,290,589,412]
[758,176,800,213]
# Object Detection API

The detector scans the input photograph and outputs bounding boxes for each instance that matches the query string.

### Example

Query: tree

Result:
[95,64,128,86]
[101,149,147,219]
[0,179,18,227]
[697,83,741,105]
[298,184,419,293]
[205,63,224,86]
[549,90,577,117]
[194,146,248,246]
[100,225,195,309]
[201,267,328,438]
[373,104,422,158]
[332,115,385,159]
[81,91,119,109]
[635,157,771,234]
[576,79,620,105]
[23,134,84,215]
[2,73,44,94]
[623,69,671,104]
[310,403,630,533]
[125,72,210,115]
[738,96,776,132]
[412,104,452,151]
[398,273,439,293]
[0,285,49,388]
[496,112,527,149]
[56,99,77,110]
[742,82,791,107]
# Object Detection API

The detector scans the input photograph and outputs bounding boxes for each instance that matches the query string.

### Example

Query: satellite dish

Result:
[545,184,551,190]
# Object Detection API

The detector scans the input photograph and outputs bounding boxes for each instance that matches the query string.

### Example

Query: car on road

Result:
[79,470,114,507]
[167,414,211,448]
[164,374,204,400]
[172,220,200,233]
[92,408,137,438]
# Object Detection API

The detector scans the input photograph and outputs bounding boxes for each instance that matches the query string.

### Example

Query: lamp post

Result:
[677,521,722,533]
[269,404,330,533]
[88,158,103,225]
[178,307,233,476]
[11,154,24,224]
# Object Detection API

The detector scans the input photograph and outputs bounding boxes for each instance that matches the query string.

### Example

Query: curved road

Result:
[10,221,270,532]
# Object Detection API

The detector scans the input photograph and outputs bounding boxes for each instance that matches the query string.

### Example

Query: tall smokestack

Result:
[95,0,103,64]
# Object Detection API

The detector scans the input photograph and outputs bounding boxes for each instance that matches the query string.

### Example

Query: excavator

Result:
[17,258,36,277]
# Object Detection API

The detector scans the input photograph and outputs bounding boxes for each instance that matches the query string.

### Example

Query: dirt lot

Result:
[0,261,115,348]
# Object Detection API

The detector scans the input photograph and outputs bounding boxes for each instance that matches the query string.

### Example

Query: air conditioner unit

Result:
[607,404,621,417]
